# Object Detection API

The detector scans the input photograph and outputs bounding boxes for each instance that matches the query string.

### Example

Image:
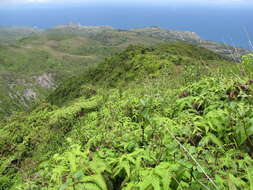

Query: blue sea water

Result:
[0,3,252,49]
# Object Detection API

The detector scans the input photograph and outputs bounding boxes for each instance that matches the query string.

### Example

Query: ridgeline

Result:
[1,39,253,189]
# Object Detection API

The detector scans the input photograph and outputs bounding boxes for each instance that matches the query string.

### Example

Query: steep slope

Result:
[1,43,253,189]
[0,42,96,117]
[0,25,250,118]
[0,26,164,117]
[47,42,230,105]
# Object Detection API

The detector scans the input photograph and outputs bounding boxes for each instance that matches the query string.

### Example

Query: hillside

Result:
[1,42,253,189]
[0,25,251,118]
[131,26,249,61]
[0,27,42,44]
[0,42,97,117]
[0,26,162,117]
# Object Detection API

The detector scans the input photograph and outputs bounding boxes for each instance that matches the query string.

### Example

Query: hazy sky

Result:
[1,0,253,5]
[1,0,253,10]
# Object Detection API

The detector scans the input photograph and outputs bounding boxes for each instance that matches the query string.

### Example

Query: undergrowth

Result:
[0,46,253,190]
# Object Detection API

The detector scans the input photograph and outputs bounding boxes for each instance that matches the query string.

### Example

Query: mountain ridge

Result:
[1,42,253,189]
[0,25,251,117]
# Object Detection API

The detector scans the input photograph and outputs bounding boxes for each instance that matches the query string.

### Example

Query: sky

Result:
[1,0,253,5]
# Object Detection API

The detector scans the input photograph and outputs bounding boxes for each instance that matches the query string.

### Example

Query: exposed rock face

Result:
[3,73,55,113]
[24,88,37,100]
[34,73,55,89]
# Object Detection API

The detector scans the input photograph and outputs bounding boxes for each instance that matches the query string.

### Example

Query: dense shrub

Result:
[1,44,253,189]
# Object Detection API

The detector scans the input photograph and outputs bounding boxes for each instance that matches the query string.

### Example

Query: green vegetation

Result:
[0,25,165,117]
[0,25,250,117]
[1,42,253,189]
[131,26,250,61]
[0,30,139,116]
[0,27,41,44]
[0,43,96,117]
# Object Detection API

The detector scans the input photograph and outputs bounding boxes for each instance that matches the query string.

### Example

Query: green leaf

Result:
[59,184,68,190]
[139,177,152,190]
[247,118,253,136]
[208,133,224,148]
[123,161,131,178]
[247,168,253,190]
[73,171,84,180]
[228,174,237,190]
[151,175,162,190]
[83,174,108,190]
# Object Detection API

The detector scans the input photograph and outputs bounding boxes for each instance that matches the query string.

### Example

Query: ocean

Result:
[0,3,252,49]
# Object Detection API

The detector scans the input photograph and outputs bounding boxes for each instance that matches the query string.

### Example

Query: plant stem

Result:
[167,128,219,190]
